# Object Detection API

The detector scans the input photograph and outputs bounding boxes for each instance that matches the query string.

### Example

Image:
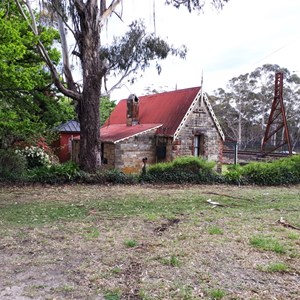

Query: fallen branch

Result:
[154,218,181,234]
[203,192,252,201]
[277,217,300,231]
[206,199,226,208]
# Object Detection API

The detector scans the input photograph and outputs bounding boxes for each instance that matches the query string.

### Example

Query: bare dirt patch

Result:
[0,184,299,299]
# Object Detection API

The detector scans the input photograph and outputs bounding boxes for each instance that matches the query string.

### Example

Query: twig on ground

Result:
[203,191,252,201]
[206,199,226,208]
[277,217,300,231]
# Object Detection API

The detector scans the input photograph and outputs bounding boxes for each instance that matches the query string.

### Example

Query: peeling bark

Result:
[74,0,103,171]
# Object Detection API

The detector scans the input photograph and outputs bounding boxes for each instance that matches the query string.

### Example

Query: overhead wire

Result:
[252,43,289,67]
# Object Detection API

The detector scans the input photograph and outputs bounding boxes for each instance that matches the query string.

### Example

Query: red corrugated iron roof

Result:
[100,123,162,143]
[103,86,201,136]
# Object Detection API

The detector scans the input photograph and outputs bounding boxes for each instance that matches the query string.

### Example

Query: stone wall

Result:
[172,100,223,163]
[101,99,223,173]
[114,129,157,173]
[156,136,173,163]
[102,142,115,168]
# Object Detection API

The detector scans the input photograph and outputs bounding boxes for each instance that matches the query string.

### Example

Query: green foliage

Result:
[287,232,299,240]
[0,8,40,91]
[258,262,289,273]
[2,149,300,186]
[0,2,74,149]
[212,64,300,151]
[225,155,300,185]
[104,291,121,300]
[223,164,243,184]
[124,239,138,248]
[31,94,75,129]
[0,188,207,225]
[172,156,216,172]
[250,235,286,254]
[82,227,100,239]
[0,200,87,225]
[1,160,137,185]
[208,226,224,235]
[0,149,27,180]
[16,146,52,169]
[167,0,229,13]
[0,93,74,149]
[82,168,138,185]
[0,1,60,90]
[100,96,116,126]
[110,267,122,274]
[160,255,181,267]
[26,162,82,184]
[100,20,187,84]
[209,289,226,300]
[0,100,41,148]
[142,156,220,184]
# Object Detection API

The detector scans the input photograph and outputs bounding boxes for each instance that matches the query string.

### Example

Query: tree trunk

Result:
[76,0,102,172]
[79,81,101,172]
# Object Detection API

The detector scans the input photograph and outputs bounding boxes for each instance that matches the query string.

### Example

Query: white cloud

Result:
[105,0,300,100]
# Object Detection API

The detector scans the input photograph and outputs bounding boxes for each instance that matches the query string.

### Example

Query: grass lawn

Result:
[0,184,299,299]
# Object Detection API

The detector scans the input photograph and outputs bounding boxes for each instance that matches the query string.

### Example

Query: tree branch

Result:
[73,0,85,14]
[50,0,76,37]
[15,0,81,101]
[101,0,122,25]
[56,7,79,94]
[106,63,141,94]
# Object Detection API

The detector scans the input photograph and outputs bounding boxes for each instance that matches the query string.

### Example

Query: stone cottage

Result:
[100,86,225,173]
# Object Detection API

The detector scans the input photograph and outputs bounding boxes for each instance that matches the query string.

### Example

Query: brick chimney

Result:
[126,94,139,126]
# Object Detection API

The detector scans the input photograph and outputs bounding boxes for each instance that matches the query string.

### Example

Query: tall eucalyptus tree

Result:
[213,64,300,151]
[14,0,229,171]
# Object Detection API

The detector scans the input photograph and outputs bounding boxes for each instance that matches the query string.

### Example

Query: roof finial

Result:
[200,70,204,107]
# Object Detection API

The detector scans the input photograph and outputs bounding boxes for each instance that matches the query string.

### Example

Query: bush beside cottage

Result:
[1,149,300,186]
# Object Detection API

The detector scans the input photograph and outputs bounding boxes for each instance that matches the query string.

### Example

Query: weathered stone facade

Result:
[102,117,222,174]
[101,142,115,168]
[89,87,225,173]
[173,100,223,163]
[102,128,157,173]
[101,97,223,173]
[70,88,224,173]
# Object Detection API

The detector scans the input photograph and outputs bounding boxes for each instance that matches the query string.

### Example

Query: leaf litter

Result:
[0,184,299,299]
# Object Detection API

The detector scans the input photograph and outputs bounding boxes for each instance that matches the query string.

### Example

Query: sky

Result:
[103,0,300,101]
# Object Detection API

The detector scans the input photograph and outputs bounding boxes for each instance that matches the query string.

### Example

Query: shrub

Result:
[16,146,52,169]
[80,168,138,185]
[104,169,138,184]
[241,155,300,185]
[172,156,215,173]
[223,164,244,184]
[142,156,220,184]
[0,149,27,181]
[225,155,300,186]
[26,162,82,184]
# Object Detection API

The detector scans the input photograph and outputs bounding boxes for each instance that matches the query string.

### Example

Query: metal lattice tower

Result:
[261,72,292,156]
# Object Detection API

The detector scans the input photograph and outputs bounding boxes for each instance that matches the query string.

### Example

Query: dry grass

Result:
[0,184,299,299]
